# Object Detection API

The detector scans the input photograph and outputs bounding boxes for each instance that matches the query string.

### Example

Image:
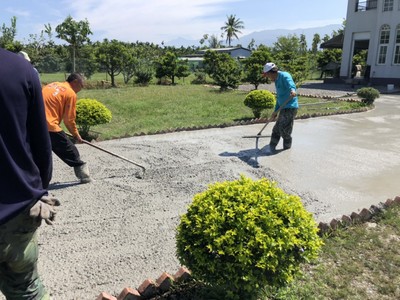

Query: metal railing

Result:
[355,0,378,11]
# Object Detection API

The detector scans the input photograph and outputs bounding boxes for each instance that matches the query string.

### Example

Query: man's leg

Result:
[280,109,298,150]
[269,123,281,152]
[49,131,91,183]
[49,131,85,167]
[0,211,50,299]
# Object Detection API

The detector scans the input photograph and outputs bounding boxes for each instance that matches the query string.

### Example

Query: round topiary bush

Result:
[76,98,112,140]
[356,87,380,105]
[244,90,276,118]
[176,175,323,299]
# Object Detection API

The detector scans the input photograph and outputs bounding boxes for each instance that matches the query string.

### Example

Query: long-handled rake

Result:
[242,95,293,139]
[66,133,146,179]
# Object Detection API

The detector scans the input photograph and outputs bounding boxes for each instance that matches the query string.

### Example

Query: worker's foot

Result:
[74,163,92,184]
[269,143,277,153]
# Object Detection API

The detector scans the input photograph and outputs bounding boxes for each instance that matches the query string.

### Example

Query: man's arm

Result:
[63,94,83,143]
[27,68,53,188]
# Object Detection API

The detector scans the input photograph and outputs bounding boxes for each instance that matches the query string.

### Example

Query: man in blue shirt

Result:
[0,48,60,299]
[262,62,299,152]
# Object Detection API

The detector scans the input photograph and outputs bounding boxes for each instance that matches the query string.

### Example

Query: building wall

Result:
[341,0,400,84]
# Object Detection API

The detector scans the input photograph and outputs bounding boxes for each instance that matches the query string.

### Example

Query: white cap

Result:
[18,51,31,62]
[263,62,277,73]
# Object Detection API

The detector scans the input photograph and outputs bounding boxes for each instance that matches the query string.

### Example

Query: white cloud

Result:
[5,7,30,17]
[65,0,244,43]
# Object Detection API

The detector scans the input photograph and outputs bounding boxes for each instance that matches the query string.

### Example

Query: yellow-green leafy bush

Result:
[76,98,112,140]
[244,90,276,118]
[176,175,323,299]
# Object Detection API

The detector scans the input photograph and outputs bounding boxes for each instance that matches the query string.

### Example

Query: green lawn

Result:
[39,73,365,140]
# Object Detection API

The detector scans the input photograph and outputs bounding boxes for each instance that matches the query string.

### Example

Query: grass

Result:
[40,73,366,140]
[265,205,400,300]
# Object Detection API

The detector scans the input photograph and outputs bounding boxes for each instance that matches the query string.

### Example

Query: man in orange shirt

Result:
[42,73,92,184]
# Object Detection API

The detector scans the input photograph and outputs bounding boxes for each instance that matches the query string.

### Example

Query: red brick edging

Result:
[96,267,191,300]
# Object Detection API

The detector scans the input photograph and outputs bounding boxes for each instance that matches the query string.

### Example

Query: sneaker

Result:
[74,163,92,184]
[269,144,277,153]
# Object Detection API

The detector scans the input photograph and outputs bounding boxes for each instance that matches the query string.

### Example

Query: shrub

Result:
[191,71,207,84]
[244,90,276,118]
[176,175,323,300]
[356,87,380,105]
[76,98,112,140]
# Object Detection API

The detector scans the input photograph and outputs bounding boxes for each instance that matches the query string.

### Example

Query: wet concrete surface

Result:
[232,93,400,220]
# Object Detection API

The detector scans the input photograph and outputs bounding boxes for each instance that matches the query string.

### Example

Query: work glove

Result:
[29,194,61,225]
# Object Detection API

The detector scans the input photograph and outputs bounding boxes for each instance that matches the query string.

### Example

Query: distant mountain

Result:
[165,24,342,49]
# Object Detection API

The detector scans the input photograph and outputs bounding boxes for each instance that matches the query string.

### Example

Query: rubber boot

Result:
[74,162,92,184]
[283,138,292,150]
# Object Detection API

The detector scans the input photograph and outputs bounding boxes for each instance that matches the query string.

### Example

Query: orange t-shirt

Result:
[42,81,79,137]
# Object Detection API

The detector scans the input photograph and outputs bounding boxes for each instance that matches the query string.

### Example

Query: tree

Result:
[299,34,307,54]
[203,50,242,91]
[208,34,223,48]
[243,47,272,89]
[120,45,137,84]
[0,16,22,51]
[272,35,310,86]
[96,39,130,87]
[220,14,244,47]
[155,51,190,84]
[247,38,256,50]
[312,33,321,54]
[55,15,92,72]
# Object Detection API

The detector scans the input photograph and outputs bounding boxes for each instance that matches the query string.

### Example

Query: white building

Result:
[340,0,400,85]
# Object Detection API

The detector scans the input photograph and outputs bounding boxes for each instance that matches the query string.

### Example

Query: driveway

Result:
[3,93,398,300]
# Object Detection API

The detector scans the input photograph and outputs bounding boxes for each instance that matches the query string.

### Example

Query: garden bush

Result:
[244,90,276,118]
[76,98,112,140]
[176,175,323,300]
[356,87,380,105]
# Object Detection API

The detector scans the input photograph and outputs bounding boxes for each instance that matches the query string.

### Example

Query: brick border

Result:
[96,267,191,300]
[318,196,400,235]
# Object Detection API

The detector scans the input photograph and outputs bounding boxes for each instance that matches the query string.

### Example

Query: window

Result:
[383,0,394,11]
[378,25,390,64]
[356,0,378,11]
[394,25,400,64]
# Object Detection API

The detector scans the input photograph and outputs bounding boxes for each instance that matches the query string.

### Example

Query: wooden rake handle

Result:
[256,95,294,136]
[66,132,146,172]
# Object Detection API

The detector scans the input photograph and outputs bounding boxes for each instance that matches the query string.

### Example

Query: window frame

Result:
[393,24,400,65]
[383,0,394,11]
[377,25,391,65]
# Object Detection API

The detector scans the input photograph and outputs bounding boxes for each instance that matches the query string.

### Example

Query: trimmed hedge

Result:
[176,175,323,299]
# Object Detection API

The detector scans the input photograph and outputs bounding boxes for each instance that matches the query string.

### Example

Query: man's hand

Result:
[270,111,278,121]
[74,134,84,144]
[29,195,61,225]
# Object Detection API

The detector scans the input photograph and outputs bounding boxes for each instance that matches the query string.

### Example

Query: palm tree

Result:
[220,14,245,47]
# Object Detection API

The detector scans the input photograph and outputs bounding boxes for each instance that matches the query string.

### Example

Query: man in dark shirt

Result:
[0,48,60,299]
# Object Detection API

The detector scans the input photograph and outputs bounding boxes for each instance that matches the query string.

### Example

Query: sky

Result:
[1,0,349,45]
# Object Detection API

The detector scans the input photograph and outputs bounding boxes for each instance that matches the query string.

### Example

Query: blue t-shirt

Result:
[274,71,299,111]
[0,48,53,225]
